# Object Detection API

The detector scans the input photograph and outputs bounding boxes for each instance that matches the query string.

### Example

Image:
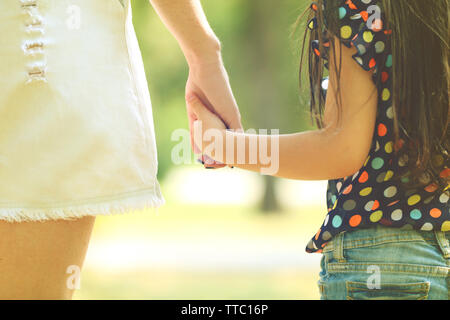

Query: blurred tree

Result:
[242,1,284,213]
[221,0,311,213]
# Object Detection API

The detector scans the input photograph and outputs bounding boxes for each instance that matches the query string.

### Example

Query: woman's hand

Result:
[185,52,242,168]
[186,93,227,165]
[186,53,242,131]
[149,0,241,167]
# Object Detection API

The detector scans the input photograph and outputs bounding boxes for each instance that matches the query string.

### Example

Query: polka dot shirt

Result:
[305,0,450,253]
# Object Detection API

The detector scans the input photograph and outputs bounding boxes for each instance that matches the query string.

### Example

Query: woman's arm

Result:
[188,39,378,180]
[149,0,220,65]
[149,0,242,167]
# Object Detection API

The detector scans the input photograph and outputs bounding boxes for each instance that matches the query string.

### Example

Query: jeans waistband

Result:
[322,226,450,262]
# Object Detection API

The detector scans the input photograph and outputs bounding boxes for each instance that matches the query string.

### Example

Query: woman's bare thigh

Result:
[0,216,95,299]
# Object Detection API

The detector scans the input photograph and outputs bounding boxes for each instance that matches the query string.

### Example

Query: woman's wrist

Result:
[183,35,222,68]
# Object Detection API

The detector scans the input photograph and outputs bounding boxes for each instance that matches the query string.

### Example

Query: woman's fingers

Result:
[186,104,201,154]
[186,93,226,168]
[187,93,207,152]
[186,92,212,119]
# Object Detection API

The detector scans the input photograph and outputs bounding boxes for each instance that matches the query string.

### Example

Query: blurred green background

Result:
[74,0,329,300]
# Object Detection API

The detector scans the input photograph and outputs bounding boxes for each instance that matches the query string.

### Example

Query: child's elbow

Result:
[334,141,371,179]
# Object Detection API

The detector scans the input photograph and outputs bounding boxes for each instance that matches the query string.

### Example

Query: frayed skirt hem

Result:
[0,188,165,223]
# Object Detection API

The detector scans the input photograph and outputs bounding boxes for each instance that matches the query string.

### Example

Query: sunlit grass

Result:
[73,200,325,300]
[74,268,319,300]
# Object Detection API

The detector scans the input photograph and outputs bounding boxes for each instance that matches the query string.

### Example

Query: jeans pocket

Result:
[346,281,431,300]
[318,280,327,300]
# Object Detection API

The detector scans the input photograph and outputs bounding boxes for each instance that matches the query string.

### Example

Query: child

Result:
[187,0,449,300]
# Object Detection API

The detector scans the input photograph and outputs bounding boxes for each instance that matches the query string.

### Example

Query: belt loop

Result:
[333,231,346,262]
[434,231,450,259]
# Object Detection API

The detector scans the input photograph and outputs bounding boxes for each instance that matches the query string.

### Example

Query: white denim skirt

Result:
[0,0,164,222]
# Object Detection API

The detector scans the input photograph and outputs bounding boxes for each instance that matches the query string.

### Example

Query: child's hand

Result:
[186,93,227,163]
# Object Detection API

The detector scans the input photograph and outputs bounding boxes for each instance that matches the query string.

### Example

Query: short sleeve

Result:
[312,0,391,79]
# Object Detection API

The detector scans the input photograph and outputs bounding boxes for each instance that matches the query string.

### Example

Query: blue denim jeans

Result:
[318,225,450,300]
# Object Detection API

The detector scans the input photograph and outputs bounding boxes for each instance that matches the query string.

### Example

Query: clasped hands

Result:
[185,54,242,169]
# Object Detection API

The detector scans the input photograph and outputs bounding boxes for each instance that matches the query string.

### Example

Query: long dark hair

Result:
[297,0,449,193]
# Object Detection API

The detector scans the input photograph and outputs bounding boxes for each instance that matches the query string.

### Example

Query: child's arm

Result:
[187,39,378,180]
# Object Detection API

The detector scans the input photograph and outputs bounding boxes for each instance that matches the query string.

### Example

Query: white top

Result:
[0,0,164,221]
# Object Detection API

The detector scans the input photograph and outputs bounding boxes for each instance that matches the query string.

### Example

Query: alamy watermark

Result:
[367,265,381,289]
[66,5,81,30]
[66,265,81,290]
[366,5,382,31]
[171,125,280,176]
